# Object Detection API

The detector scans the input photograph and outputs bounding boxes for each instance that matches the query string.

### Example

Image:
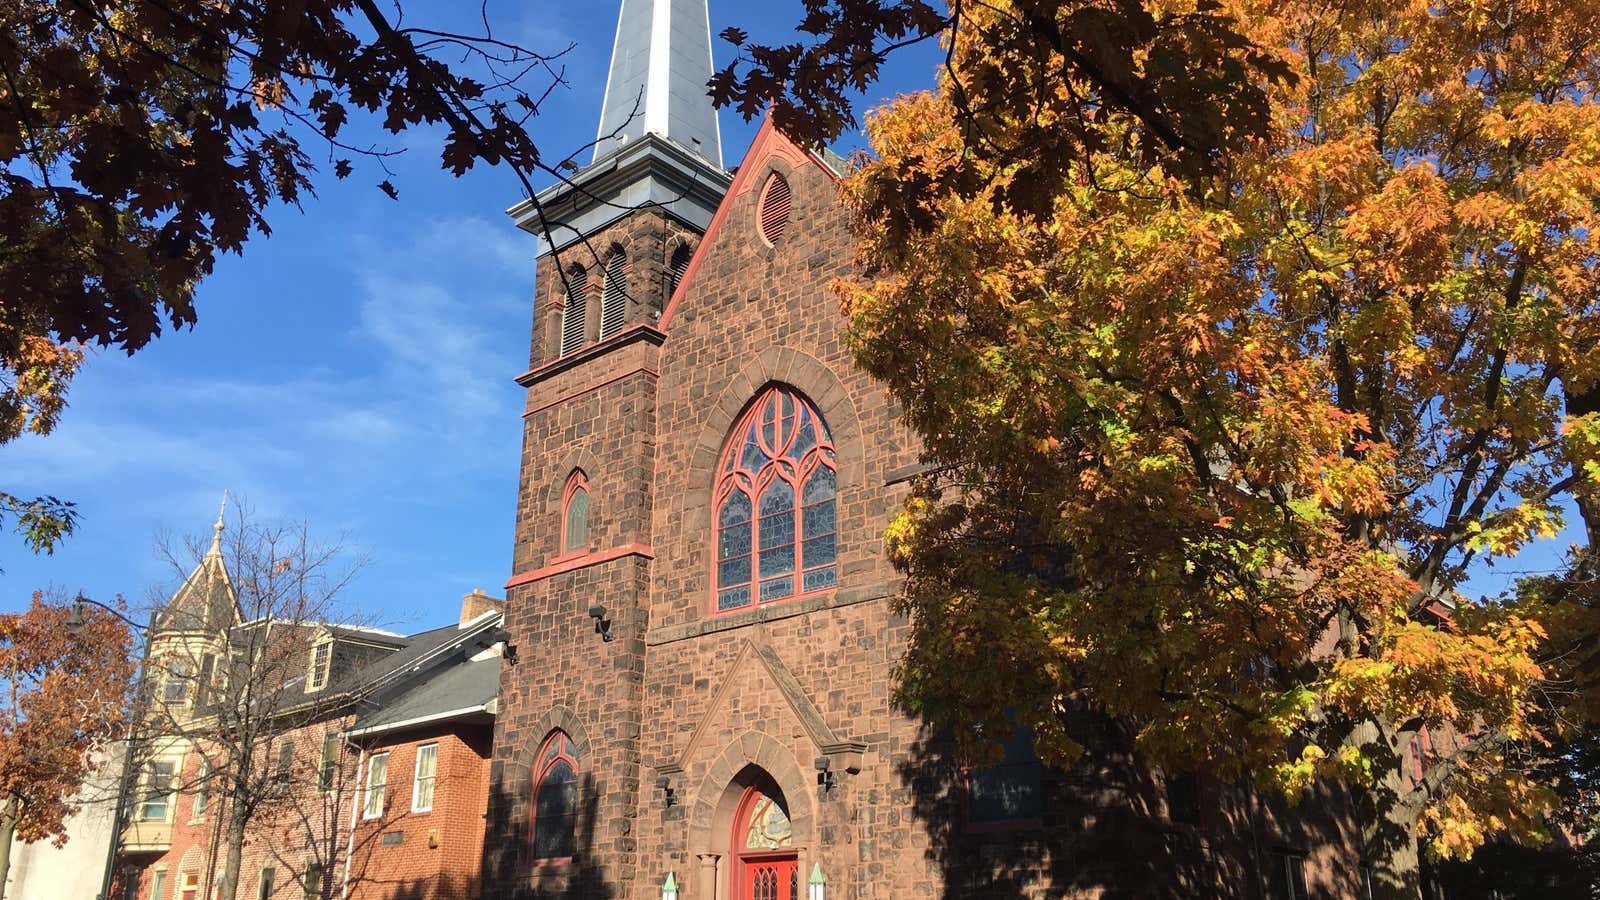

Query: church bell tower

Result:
[485,0,730,893]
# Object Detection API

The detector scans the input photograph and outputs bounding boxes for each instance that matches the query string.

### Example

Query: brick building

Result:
[115,509,507,900]
[483,2,1368,899]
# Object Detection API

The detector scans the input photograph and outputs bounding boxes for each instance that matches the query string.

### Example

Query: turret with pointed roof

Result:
[153,496,240,635]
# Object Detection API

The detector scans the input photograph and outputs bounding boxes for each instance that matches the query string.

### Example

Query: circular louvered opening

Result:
[757,173,791,246]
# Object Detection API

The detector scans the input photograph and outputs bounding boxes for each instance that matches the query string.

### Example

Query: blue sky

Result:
[2,1,941,630]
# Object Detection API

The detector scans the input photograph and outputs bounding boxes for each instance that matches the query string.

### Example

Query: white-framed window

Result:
[363,752,388,819]
[256,867,275,900]
[140,759,178,821]
[162,658,193,704]
[149,869,168,900]
[412,743,438,812]
[191,756,210,820]
[306,640,332,692]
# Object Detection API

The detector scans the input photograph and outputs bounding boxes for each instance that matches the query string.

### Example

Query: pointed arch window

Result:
[560,470,590,556]
[559,266,588,356]
[532,731,579,861]
[667,243,692,298]
[714,385,836,612]
[599,250,628,338]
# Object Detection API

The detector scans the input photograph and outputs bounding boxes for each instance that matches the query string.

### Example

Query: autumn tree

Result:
[0,0,627,560]
[833,0,1600,896]
[0,592,134,898]
[130,506,372,900]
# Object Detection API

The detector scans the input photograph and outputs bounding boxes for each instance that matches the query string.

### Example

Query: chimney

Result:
[460,588,505,629]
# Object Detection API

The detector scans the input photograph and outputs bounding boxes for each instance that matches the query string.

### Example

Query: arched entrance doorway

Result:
[731,779,798,900]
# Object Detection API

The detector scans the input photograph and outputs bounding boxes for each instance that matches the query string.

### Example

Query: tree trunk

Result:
[1363,777,1424,900]
[215,786,249,900]
[0,797,16,900]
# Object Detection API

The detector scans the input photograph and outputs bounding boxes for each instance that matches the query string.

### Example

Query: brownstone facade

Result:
[487,119,1367,900]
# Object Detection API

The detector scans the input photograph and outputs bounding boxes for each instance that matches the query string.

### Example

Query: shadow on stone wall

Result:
[481,773,617,900]
[892,706,1362,900]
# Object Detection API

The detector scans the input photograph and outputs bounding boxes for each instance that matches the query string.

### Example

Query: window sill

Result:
[645,581,895,646]
[964,817,1043,835]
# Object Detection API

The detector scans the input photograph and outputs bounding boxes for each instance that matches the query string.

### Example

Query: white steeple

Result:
[593,0,722,166]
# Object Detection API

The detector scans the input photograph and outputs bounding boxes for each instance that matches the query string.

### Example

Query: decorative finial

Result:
[208,490,229,555]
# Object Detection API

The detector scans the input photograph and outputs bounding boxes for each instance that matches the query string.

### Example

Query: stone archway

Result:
[685,733,815,900]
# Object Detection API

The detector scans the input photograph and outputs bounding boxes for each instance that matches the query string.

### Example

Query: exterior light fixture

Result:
[814,755,836,795]
[808,863,825,900]
[654,774,677,808]
[661,872,678,900]
[588,604,614,642]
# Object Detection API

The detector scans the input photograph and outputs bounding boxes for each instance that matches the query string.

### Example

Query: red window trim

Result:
[530,731,579,866]
[557,470,591,560]
[729,786,798,900]
[710,386,838,616]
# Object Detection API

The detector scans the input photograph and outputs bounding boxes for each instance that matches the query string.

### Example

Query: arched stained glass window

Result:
[561,470,590,555]
[532,731,578,860]
[740,788,793,850]
[714,386,836,612]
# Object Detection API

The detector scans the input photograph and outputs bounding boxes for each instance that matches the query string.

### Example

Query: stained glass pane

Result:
[803,566,837,592]
[718,586,751,610]
[758,481,794,519]
[788,421,817,460]
[743,793,793,849]
[719,521,751,561]
[740,430,766,471]
[802,467,835,505]
[718,555,751,587]
[760,576,794,602]
[563,489,589,553]
[534,758,578,859]
[758,544,795,579]
[720,491,751,526]
[802,533,836,567]
[802,500,835,540]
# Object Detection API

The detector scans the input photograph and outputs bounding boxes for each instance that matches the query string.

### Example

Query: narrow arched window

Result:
[532,731,578,860]
[667,243,692,297]
[599,250,628,338]
[561,471,590,555]
[757,173,792,245]
[714,385,836,611]
[559,266,588,356]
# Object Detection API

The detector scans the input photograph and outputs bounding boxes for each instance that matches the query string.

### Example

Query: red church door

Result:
[733,784,799,900]
[740,854,799,900]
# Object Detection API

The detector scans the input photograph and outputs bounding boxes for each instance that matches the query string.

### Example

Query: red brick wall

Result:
[347,725,493,900]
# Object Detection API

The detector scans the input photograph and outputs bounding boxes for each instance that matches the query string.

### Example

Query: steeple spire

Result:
[593,0,722,166]
[207,490,228,557]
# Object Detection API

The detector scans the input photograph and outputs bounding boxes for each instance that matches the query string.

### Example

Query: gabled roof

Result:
[346,655,500,737]
[656,115,845,331]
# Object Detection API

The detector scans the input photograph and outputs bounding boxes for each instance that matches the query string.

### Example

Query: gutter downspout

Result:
[340,741,365,900]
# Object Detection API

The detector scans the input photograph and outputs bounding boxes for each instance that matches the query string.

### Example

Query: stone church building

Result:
[483,2,1364,898]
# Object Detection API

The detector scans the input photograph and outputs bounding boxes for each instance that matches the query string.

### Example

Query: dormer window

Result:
[307,639,332,692]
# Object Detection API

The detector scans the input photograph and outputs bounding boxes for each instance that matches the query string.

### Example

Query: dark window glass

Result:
[533,759,578,859]
[1271,853,1309,900]
[319,735,338,791]
[968,724,1043,824]
[257,867,275,900]
[1166,771,1201,825]
[563,486,589,553]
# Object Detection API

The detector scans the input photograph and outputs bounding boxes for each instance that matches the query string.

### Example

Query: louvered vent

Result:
[668,244,692,297]
[559,267,588,356]
[599,252,628,338]
[758,173,791,245]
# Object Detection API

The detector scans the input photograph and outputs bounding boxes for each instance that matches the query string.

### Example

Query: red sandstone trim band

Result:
[504,543,655,588]
[522,365,661,417]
